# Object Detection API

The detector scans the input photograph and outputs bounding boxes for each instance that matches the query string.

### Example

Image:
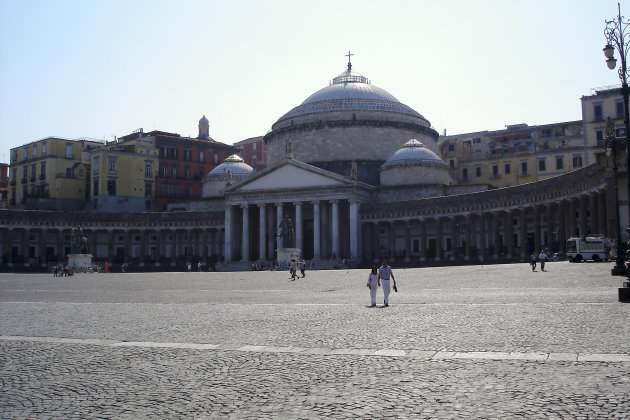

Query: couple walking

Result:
[366,259,397,307]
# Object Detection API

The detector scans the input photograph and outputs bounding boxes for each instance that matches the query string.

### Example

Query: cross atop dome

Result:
[345,50,354,71]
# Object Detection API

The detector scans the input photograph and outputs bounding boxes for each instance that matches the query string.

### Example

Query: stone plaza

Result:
[1,262,629,418]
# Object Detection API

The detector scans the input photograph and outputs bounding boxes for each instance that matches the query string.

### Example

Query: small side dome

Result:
[199,115,209,124]
[207,154,254,178]
[380,139,450,186]
[203,154,255,198]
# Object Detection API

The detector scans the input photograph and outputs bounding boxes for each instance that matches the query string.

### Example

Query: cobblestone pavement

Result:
[1,261,630,418]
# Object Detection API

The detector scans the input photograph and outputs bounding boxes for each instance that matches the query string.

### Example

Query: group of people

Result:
[290,259,306,280]
[366,259,397,307]
[530,250,549,272]
[53,265,73,277]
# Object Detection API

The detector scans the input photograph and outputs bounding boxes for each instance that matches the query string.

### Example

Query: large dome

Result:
[275,68,426,125]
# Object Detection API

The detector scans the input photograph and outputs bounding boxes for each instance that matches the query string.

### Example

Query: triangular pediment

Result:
[229,159,349,192]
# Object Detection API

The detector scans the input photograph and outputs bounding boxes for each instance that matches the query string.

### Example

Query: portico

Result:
[223,159,373,262]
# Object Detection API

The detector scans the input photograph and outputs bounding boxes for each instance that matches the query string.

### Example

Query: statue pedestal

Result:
[67,254,94,271]
[276,248,301,265]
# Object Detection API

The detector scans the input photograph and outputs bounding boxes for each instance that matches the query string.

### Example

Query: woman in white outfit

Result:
[366,266,380,307]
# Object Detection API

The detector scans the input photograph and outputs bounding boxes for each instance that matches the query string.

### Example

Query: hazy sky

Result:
[0,0,624,158]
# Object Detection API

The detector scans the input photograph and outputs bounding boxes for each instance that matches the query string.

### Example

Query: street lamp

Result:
[604,2,630,301]
[605,117,625,276]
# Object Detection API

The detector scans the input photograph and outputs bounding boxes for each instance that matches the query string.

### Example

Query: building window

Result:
[32,145,37,158]
[199,151,204,162]
[185,185,192,199]
[596,130,604,146]
[145,182,152,197]
[42,143,46,156]
[541,128,552,138]
[555,157,564,170]
[22,166,27,181]
[184,149,191,161]
[162,184,169,196]
[40,162,46,178]
[171,147,178,159]
[492,165,499,177]
[160,146,168,158]
[573,155,583,168]
[108,157,117,174]
[538,159,546,171]
[527,142,534,151]
[214,153,219,164]
[449,160,455,168]
[448,144,455,152]
[504,163,511,174]
[93,156,99,174]
[172,184,179,197]
[172,166,177,178]
[93,178,99,196]
[617,101,625,118]
[475,167,481,177]
[185,167,191,179]
[594,103,603,121]
[521,162,528,175]
[145,162,153,177]
[462,168,468,180]
[65,143,73,158]
[162,165,168,177]
[30,164,36,181]
[473,138,481,144]
[24,148,29,160]
[12,150,17,163]
[107,179,116,196]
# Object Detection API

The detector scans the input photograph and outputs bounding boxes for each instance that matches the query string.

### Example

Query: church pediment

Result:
[228,159,349,192]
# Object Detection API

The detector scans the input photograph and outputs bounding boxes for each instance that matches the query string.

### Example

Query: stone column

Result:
[388,221,395,261]
[241,204,249,261]
[597,191,607,235]
[567,199,577,237]
[579,197,588,237]
[224,205,232,262]
[259,204,266,260]
[405,220,412,262]
[295,202,303,251]
[331,200,339,260]
[313,201,321,260]
[267,208,275,258]
[558,201,567,253]
[276,203,283,249]
[419,219,426,261]
[520,208,528,258]
[589,193,598,235]
[547,204,555,250]
[479,215,487,262]
[505,212,514,259]
[492,213,500,259]
[436,218,444,262]
[534,207,541,253]
[465,215,472,261]
[156,229,162,264]
[202,229,208,262]
[124,229,132,263]
[107,229,115,262]
[349,200,359,259]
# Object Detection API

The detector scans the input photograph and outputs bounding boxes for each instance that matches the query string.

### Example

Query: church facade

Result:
[0,62,619,271]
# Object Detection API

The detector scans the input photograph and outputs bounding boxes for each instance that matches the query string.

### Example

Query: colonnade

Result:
[361,191,610,263]
[224,198,361,262]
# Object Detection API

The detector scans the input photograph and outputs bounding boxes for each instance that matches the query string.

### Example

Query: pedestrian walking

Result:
[290,259,298,280]
[366,265,381,307]
[538,250,548,271]
[530,253,537,272]
[197,261,202,272]
[378,259,396,307]
[299,260,306,278]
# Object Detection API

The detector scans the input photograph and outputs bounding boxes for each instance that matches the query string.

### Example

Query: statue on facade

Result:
[278,214,295,248]
[70,225,89,254]
[226,170,233,185]
[285,138,293,158]
[350,160,358,180]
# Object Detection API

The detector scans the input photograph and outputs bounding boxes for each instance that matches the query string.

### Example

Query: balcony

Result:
[10,179,16,186]
[21,177,27,184]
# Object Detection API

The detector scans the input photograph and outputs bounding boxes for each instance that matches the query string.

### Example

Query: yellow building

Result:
[8,137,103,210]
[438,120,586,188]
[90,137,158,212]
[581,86,625,165]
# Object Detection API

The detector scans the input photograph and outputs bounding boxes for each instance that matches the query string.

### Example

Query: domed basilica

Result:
[200,58,610,265]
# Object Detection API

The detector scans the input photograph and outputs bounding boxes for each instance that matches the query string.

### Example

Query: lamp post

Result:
[605,117,625,276]
[604,2,630,301]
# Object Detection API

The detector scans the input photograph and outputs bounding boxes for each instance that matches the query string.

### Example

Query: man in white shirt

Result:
[378,259,396,307]
[538,250,548,271]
